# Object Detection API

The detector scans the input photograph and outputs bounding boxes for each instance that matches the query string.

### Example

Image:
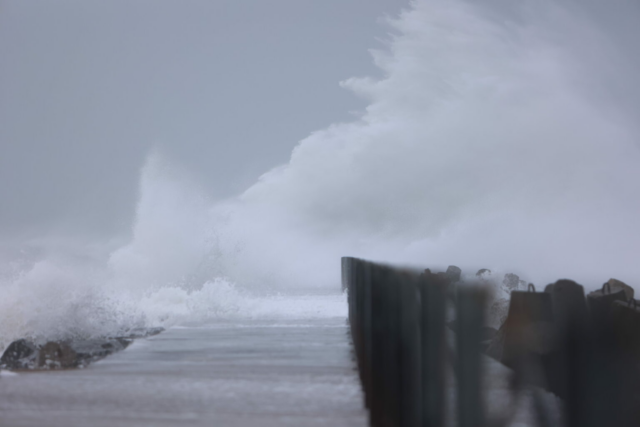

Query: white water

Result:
[2,0,640,350]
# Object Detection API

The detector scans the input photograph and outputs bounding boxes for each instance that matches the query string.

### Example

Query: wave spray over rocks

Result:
[1,0,639,354]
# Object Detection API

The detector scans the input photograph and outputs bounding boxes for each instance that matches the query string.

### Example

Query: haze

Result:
[0,0,406,240]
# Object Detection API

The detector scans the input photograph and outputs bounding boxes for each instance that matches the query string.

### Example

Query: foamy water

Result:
[0,256,347,351]
[1,0,639,349]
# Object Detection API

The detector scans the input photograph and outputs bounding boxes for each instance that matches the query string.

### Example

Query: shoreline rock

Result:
[0,327,164,371]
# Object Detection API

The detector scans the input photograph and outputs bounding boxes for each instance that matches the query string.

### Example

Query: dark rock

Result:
[423,269,448,281]
[588,282,627,328]
[501,289,555,366]
[68,338,132,368]
[0,339,38,369]
[612,299,640,359]
[476,268,491,277]
[537,280,590,400]
[423,269,457,301]
[549,279,588,327]
[38,341,77,369]
[488,289,557,391]
[1,334,143,371]
[607,278,634,301]
[445,265,462,283]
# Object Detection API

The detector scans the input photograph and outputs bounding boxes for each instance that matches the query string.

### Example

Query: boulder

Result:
[607,278,634,301]
[0,339,38,370]
[445,265,462,283]
[548,280,588,327]
[501,288,555,366]
[588,282,627,328]
[1,335,140,370]
[38,341,77,369]
[67,338,132,368]
[611,299,640,359]
[476,269,491,278]
[424,268,457,301]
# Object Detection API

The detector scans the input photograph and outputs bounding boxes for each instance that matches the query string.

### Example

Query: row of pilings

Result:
[342,257,640,427]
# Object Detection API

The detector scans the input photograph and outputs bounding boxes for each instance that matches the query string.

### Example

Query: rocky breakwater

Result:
[0,327,163,371]
[484,277,638,372]
[433,267,639,425]
[482,276,640,426]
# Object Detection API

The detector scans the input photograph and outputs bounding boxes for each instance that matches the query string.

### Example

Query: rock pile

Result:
[483,276,640,422]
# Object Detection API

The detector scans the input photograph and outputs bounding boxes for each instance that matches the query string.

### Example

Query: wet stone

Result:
[587,284,627,326]
[607,278,634,301]
[38,342,77,369]
[445,265,462,283]
[0,339,38,370]
[476,268,492,277]
[69,338,133,368]
[0,329,162,371]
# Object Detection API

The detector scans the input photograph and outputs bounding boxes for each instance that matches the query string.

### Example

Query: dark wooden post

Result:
[418,272,447,427]
[369,265,401,427]
[398,271,422,427]
[361,260,373,409]
[342,256,355,293]
[456,286,486,427]
[369,263,386,427]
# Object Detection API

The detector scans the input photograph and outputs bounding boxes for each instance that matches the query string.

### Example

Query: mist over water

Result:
[2,0,640,348]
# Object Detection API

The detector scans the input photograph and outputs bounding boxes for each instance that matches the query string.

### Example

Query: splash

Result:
[1,0,640,347]
[205,0,640,290]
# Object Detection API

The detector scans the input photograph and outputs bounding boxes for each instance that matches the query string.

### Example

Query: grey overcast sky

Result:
[0,0,408,240]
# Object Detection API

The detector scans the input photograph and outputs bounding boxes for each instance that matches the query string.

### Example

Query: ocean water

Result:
[1,0,639,351]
